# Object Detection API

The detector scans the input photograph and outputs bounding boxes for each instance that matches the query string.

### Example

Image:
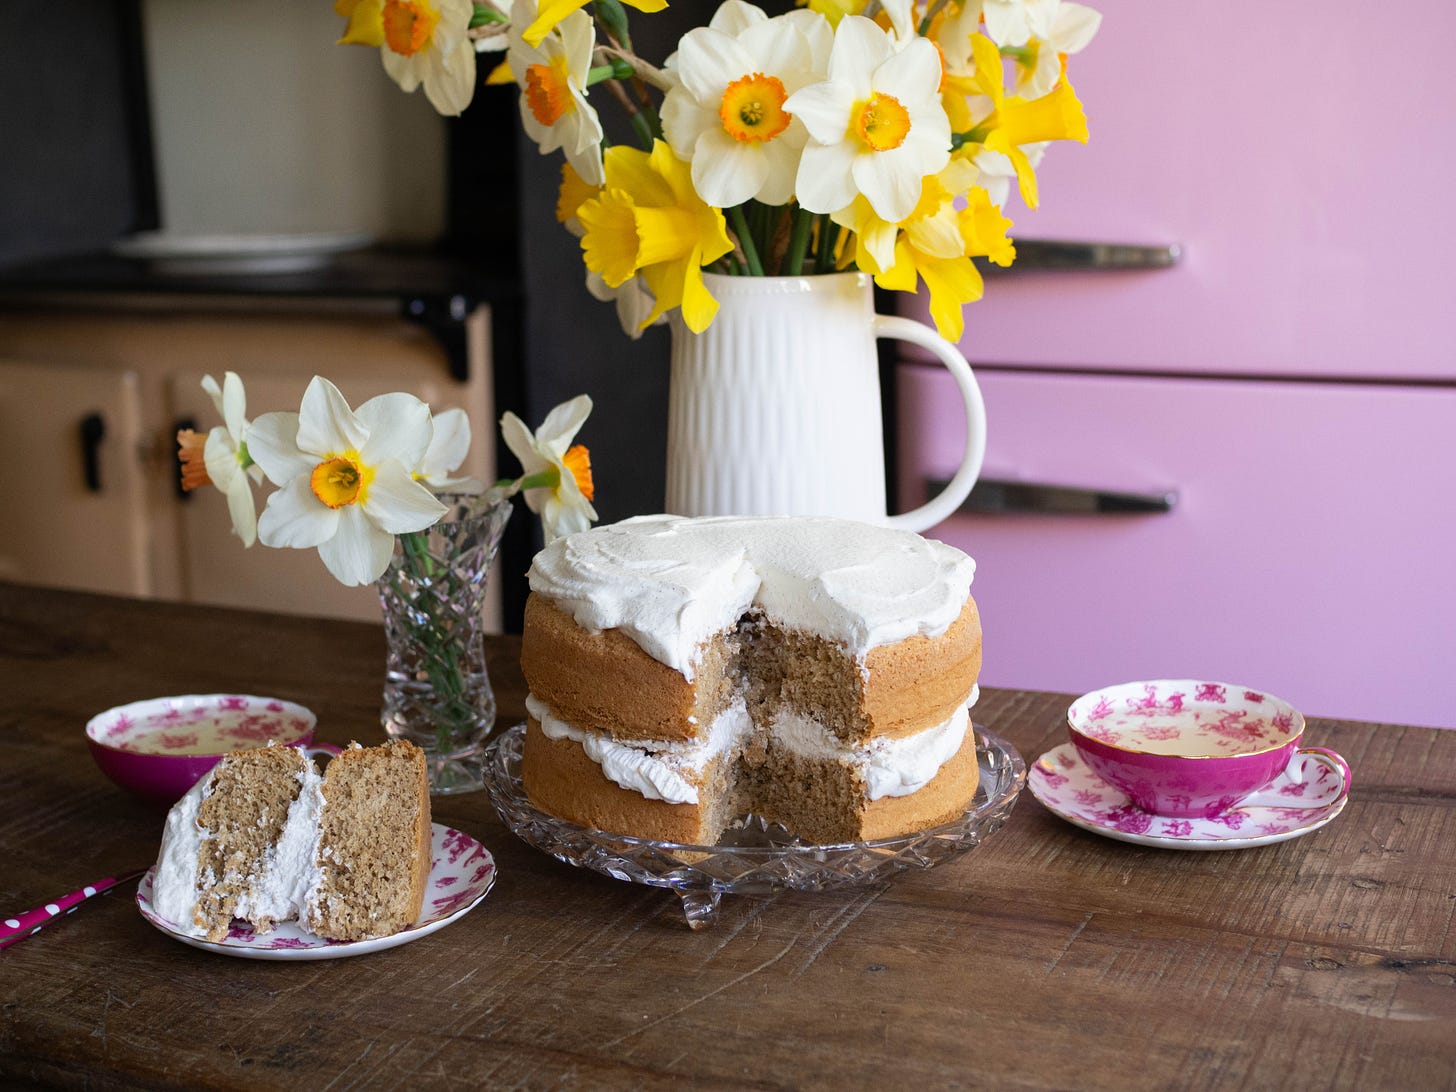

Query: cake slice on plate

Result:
[152,740,431,941]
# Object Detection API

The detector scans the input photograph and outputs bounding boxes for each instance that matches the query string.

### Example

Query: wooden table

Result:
[2,583,1453,1090]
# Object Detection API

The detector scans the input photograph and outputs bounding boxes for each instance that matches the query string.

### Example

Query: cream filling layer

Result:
[527,693,752,804]
[526,686,978,806]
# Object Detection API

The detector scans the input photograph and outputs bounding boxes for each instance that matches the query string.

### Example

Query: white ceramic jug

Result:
[665,271,986,532]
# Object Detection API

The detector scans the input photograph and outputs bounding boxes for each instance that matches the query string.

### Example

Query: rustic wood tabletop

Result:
[2,582,1453,1090]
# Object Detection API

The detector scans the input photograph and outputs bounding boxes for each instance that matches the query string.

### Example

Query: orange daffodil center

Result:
[525,58,574,126]
[310,455,371,509]
[853,92,911,151]
[719,74,793,144]
[381,0,438,57]
[562,445,594,501]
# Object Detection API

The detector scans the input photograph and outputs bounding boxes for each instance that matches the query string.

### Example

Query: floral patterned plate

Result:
[1028,743,1350,851]
[136,824,495,959]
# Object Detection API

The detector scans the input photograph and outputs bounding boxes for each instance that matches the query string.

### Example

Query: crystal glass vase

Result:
[377,490,512,794]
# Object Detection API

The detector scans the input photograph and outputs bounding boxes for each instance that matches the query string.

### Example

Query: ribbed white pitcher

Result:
[665,271,986,533]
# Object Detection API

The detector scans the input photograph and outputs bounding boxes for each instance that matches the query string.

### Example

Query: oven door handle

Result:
[931,477,1179,515]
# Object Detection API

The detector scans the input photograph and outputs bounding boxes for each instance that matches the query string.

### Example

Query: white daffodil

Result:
[660,3,831,208]
[247,378,448,587]
[586,271,661,340]
[783,16,951,223]
[176,372,264,547]
[508,2,606,185]
[1010,2,1101,100]
[500,395,597,544]
[978,0,1058,48]
[878,0,917,46]
[350,0,477,116]
[410,406,485,493]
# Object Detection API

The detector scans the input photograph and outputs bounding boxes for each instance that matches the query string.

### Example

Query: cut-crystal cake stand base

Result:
[483,723,1026,929]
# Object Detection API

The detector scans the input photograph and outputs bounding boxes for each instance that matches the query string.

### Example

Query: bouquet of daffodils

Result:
[177,372,597,586]
[335,0,1099,340]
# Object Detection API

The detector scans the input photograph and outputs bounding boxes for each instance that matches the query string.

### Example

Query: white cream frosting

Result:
[527,686,978,805]
[528,515,975,680]
[152,757,325,937]
[151,773,211,933]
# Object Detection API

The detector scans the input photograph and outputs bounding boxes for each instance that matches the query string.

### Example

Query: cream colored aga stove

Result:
[0,297,496,623]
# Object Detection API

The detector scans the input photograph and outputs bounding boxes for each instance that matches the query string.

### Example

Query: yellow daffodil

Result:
[247,378,448,586]
[519,0,667,49]
[176,372,265,547]
[556,162,602,237]
[508,3,606,184]
[500,395,597,543]
[876,187,1014,340]
[832,155,980,274]
[660,4,830,208]
[335,0,477,115]
[783,16,951,223]
[577,140,734,333]
[958,31,1086,209]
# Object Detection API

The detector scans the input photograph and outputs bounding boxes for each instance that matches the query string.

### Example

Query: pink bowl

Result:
[86,694,322,808]
[1067,680,1350,819]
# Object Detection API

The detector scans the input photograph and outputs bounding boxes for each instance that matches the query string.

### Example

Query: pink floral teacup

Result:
[1066,680,1351,819]
[86,694,338,808]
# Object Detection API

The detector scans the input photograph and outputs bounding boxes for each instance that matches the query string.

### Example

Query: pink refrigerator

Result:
[896,0,1456,728]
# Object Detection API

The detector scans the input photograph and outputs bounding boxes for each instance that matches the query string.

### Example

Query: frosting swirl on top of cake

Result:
[527,515,976,677]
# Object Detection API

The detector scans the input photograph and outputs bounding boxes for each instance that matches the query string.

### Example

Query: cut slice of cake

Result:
[152,740,431,942]
[308,740,432,940]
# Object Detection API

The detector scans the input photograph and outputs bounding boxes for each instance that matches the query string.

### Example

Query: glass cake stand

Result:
[483,723,1026,928]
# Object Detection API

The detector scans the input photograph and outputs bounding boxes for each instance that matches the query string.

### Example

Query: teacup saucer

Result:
[1028,743,1350,850]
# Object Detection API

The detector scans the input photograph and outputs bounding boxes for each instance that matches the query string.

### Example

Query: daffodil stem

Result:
[918,0,952,35]
[629,111,655,149]
[784,207,815,277]
[729,205,764,277]
[470,3,508,27]
[815,217,841,274]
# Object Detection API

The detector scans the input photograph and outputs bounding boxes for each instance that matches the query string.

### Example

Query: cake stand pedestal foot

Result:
[677,890,721,930]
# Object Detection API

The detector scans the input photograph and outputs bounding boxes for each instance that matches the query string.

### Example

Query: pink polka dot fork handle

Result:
[1,868,147,951]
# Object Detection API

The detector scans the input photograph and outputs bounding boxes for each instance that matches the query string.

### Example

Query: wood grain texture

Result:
[2,583,1454,1090]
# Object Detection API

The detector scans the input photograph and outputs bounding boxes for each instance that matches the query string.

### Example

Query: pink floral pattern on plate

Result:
[1027,744,1350,851]
[136,824,495,960]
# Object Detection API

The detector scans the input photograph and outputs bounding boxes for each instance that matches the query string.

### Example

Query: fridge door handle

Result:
[932,477,1179,515]
[983,239,1182,272]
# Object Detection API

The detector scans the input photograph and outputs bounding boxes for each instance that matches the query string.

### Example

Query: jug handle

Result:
[873,315,987,533]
